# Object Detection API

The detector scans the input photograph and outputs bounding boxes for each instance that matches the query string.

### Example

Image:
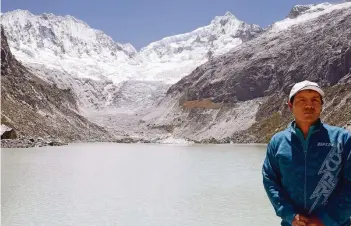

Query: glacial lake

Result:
[1,143,279,226]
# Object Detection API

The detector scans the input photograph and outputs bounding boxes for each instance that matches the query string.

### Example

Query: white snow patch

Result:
[271,2,351,32]
[155,135,194,145]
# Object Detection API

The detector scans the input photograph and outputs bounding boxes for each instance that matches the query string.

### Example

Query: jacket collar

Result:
[288,118,322,134]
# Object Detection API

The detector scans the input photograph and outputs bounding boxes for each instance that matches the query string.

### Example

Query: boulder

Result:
[1,124,17,139]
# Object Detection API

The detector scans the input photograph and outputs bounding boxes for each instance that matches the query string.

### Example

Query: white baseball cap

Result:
[289,80,324,102]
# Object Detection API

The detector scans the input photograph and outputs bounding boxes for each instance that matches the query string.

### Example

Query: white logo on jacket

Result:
[308,143,343,214]
[317,142,335,147]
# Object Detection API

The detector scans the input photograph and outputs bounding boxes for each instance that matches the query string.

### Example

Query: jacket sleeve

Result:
[316,134,351,225]
[262,138,296,224]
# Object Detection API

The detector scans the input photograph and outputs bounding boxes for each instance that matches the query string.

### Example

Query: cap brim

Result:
[289,85,325,102]
[297,85,324,97]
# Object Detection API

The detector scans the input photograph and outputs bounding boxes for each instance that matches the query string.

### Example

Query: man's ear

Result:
[288,101,293,110]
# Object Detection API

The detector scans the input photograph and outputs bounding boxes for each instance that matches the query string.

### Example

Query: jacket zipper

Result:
[294,129,317,211]
[303,130,318,212]
[304,143,307,209]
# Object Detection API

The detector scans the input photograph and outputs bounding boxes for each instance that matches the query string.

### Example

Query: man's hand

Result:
[307,217,324,226]
[292,214,310,226]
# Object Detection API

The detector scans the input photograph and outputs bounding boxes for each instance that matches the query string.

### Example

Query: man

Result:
[262,80,351,226]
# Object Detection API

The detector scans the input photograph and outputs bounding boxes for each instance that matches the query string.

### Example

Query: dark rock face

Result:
[1,26,15,73]
[234,23,263,42]
[287,5,312,19]
[1,26,113,146]
[168,7,351,104]
[1,130,17,139]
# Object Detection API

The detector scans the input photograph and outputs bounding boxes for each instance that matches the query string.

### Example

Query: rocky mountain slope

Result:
[144,2,351,143]
[1,26,113,145]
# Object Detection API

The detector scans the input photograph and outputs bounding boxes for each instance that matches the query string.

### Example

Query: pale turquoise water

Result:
[1,143,279,226]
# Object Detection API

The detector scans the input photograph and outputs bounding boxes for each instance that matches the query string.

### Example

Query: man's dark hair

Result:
[290,96,295,104]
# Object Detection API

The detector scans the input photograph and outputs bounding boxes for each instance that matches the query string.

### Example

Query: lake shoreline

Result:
[1,136,268,148]
[1,138,68,148]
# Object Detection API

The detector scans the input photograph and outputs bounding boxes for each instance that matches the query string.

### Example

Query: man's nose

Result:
[304,102,314,109]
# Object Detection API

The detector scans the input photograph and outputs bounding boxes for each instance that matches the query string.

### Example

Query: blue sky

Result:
[2,0,341,50]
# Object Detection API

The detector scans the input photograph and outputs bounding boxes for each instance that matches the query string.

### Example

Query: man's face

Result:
[288,90,322,124]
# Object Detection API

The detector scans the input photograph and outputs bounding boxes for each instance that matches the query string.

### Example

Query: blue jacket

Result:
[262,119,351,226]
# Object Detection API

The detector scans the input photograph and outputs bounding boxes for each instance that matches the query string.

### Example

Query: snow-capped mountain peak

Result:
[134,11,262,83]
[2,10,263,113]
[138,11,262,62]
[210,11,238,26]
[1,9,137,62]
[2,10,262,85]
